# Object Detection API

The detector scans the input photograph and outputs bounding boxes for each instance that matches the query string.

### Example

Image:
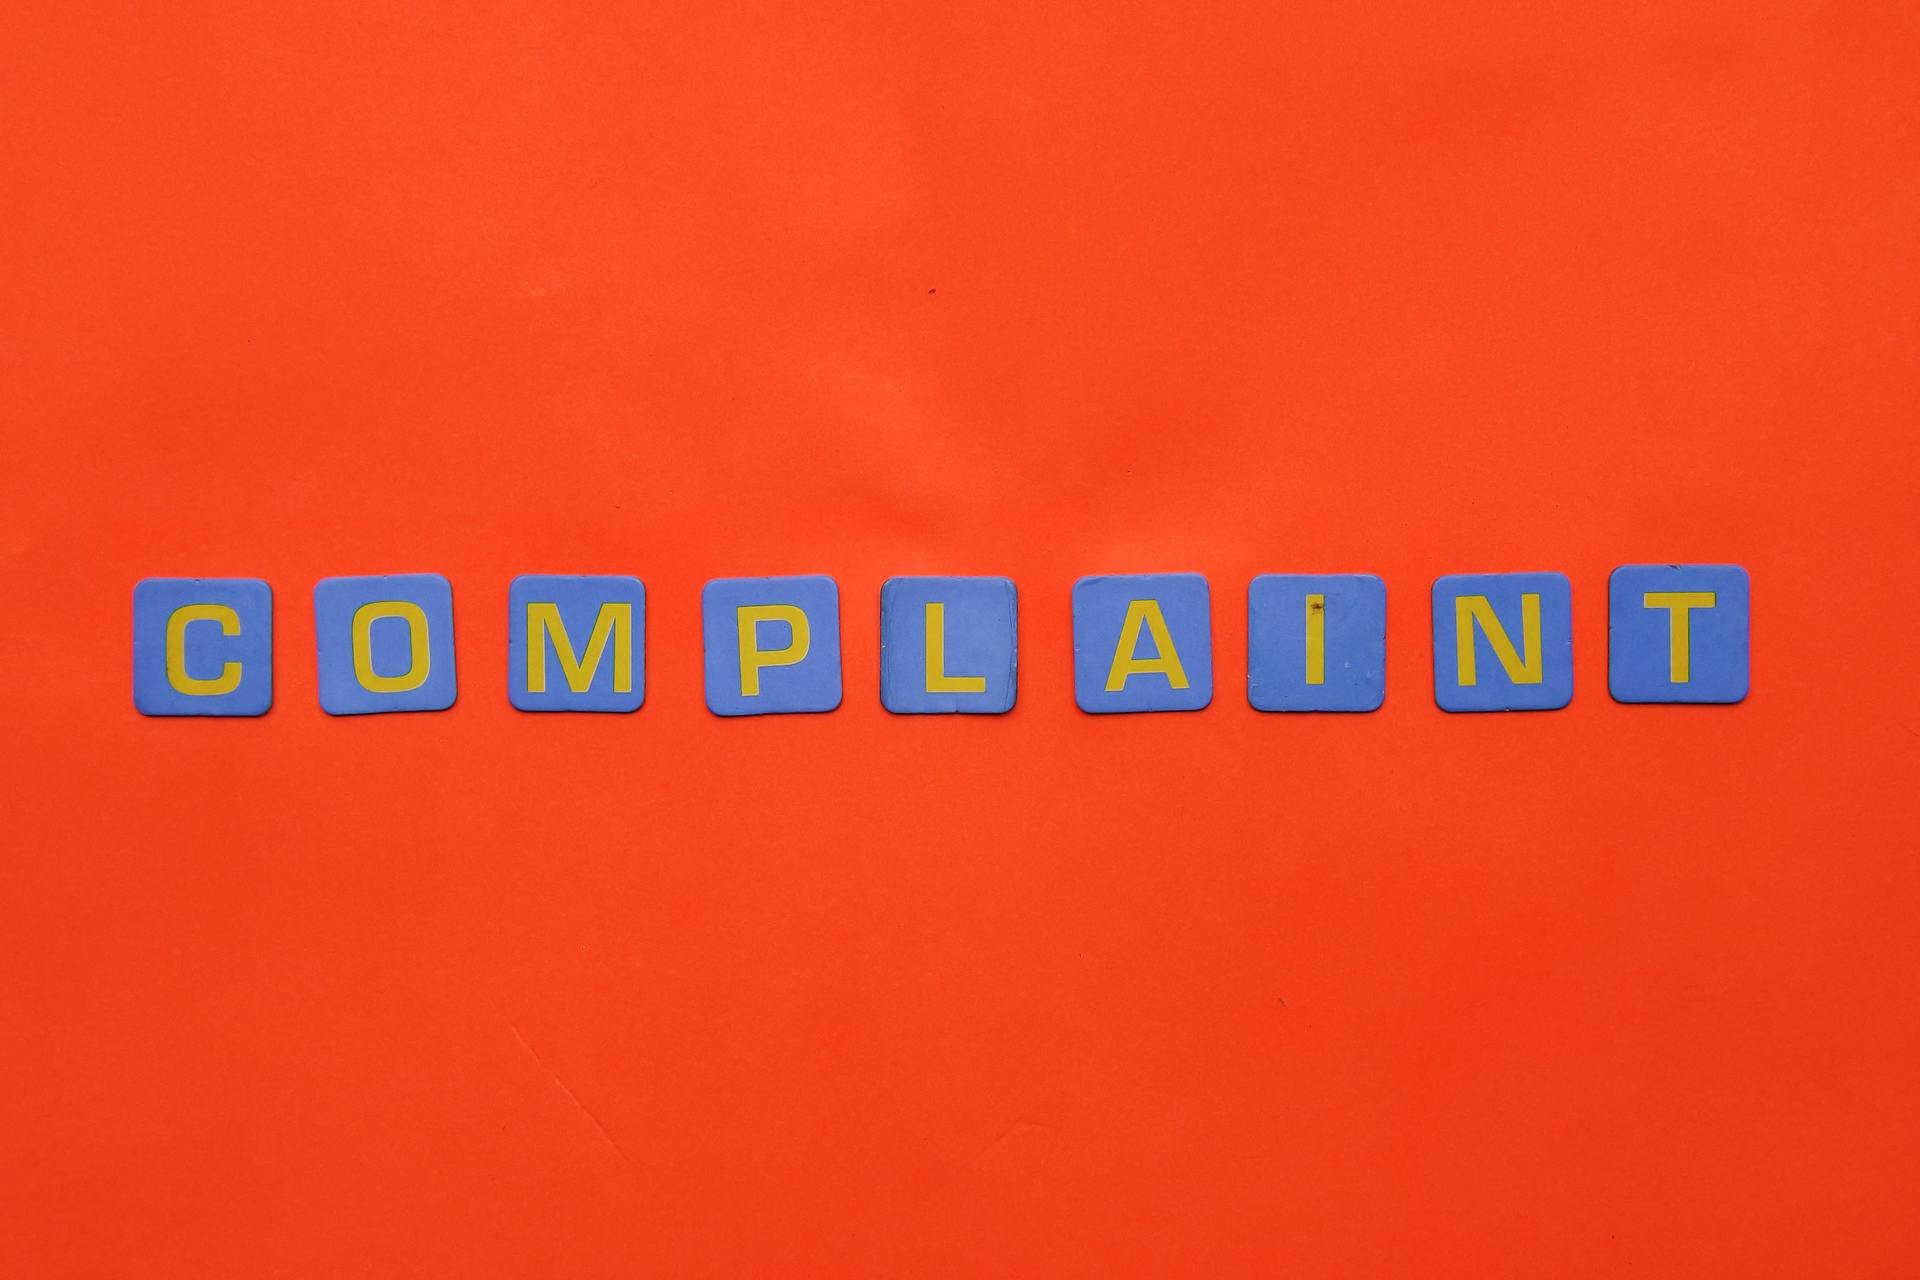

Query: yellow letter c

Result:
[165,604,243,695]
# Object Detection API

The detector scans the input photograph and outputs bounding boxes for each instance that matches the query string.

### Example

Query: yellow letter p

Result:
[737,604,810,696]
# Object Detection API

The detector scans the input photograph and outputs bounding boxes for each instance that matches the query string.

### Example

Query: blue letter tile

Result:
[132,578,273,717]
[1248,573,1386,712]
[1609,564,1749,704]
[880,576,1017,714]
[702,575,842,716]
[314,573,457,716]
[1432,571,1572,713]
[1072,573,1212,713]
[508,574,646,713]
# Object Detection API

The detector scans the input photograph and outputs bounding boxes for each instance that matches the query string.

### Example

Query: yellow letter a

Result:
[1106,599,1190,691]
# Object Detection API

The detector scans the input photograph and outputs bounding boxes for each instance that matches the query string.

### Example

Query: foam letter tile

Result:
[1072,573,1212,714]
[1609,564,1749,704]
[508,574,646,713]
[880,576,1017,714]
[314,573,457,716]
[1248,573,1386,712]
[702,575,842,716]
[132,577,273,717]
[1431,571,1573,712]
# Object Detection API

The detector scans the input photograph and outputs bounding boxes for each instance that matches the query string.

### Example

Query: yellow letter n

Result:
[1454,594,1542,686]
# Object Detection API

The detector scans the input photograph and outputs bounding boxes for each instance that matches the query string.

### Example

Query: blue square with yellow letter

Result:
[880,576,1017,714]
[702,575,841,716]
[1072,573,1212,713]
[1432,571,1573,712]
[132,577,273,717]
[314,573,457,716]
[1608,564,1749,704]
[1247,573,1385,712]
[508,574,646,713]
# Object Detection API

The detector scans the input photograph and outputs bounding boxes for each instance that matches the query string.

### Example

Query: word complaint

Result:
[131,566,1750,718]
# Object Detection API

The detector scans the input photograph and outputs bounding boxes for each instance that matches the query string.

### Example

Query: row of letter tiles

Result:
[133,566,1750,717]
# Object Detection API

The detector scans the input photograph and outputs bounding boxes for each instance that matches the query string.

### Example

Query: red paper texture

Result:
[3,2,1917,1275]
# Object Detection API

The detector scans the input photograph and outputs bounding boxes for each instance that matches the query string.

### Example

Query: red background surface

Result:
[4,2,1917,1275]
